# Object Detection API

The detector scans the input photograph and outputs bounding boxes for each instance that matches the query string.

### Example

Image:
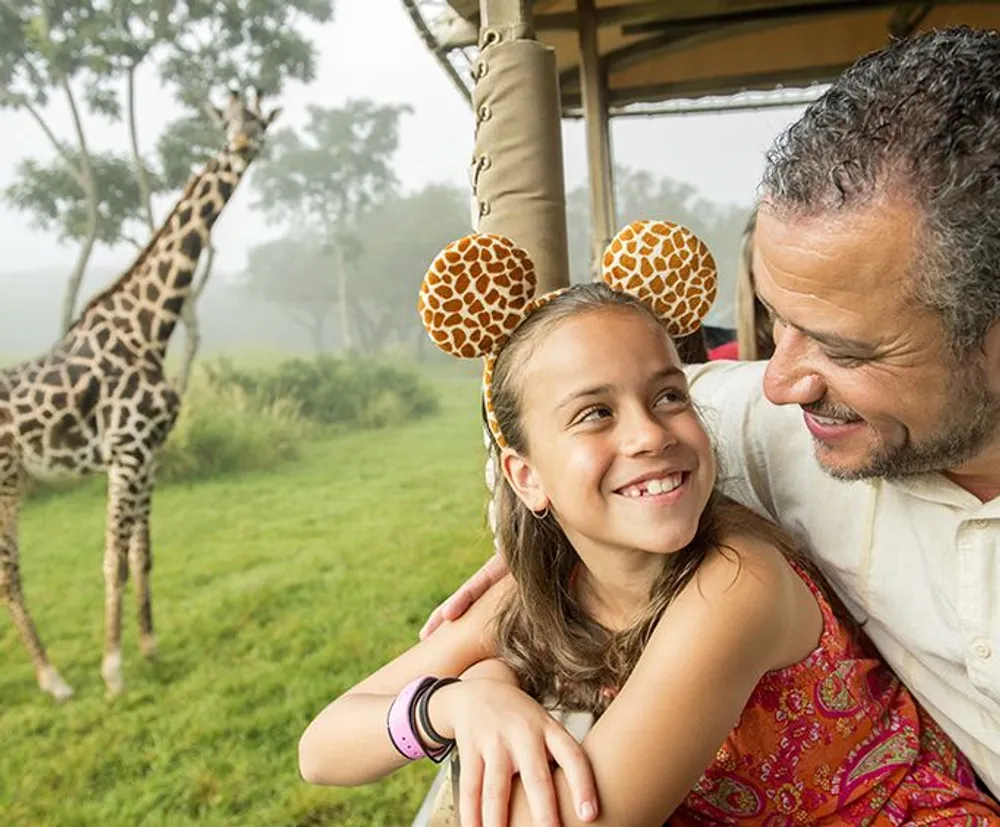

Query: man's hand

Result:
[420,553,510,640]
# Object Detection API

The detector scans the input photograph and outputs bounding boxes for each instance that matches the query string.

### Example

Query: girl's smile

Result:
[614,469,689,500]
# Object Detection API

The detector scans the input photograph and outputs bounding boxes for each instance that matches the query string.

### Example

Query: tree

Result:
[243,232,342,353]
[244,184,471,356]
[350,184,472,354]
[0,1,122,333]
[0,0,334,388]
[249,100,411,350]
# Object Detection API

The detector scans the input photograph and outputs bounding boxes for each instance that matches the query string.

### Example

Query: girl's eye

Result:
[655,387,689,407]
[576,405,611,424]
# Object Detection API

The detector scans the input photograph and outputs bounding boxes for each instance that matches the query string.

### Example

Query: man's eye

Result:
[827,353,868,367]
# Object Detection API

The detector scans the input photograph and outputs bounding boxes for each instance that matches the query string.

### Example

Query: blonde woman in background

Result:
[734,207,774,361]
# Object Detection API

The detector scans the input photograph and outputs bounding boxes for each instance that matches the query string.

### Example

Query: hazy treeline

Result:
[0,3,751,366]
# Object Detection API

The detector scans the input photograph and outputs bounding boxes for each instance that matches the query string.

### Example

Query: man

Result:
[423,24,1000,804]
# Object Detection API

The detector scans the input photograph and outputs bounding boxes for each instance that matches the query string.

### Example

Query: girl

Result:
[299,222,999,827]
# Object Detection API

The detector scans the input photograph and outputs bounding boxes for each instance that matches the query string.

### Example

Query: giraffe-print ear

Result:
[601,220,718,337]
[418,234,538,359]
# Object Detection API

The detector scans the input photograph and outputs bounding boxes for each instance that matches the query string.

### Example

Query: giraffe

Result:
[0,87,281,700]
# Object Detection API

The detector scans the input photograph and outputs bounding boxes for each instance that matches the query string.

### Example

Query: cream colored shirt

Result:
[688,360,1000,797]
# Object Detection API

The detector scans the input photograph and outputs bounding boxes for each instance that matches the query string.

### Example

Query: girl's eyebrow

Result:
[556,384,612,412]
[555,367,684,412]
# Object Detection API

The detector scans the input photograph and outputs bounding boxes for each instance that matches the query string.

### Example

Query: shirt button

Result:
[972,639,993,659]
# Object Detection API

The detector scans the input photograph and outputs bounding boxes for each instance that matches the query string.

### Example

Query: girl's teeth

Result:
[623,474,682,497]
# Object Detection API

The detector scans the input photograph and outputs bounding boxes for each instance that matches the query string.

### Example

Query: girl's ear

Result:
[501,448,549,513]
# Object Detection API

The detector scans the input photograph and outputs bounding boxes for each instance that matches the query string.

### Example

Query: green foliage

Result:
[250,100,411,233]
[244,183,471,354]
[0,0,336,250]
[157,374,311,483]
[204,355,440,429]
[4,150,163,245]
[0,4,119,109]
[242,231,340,352]
[0,377,491,825]
[158,0,334,110]
[154,110,230,191]
[351,183,473,345]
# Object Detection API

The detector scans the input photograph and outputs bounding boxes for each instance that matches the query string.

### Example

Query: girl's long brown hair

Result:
[487,283,802,717]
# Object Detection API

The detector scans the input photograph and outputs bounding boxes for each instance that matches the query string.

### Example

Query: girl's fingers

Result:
[459,751,485,827]
[510,732,562,827]
[480,751,513,827]
[546,725,599,822]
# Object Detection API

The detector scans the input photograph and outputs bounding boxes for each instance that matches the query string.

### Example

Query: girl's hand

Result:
[430,664,598,827]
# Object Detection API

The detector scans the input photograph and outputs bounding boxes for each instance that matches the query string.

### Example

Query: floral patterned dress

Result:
[671,565,1000,825]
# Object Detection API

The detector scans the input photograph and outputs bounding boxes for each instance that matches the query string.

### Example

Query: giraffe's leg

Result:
[127,470,156,659]
[0,474,73,701]
[101,463,138,696]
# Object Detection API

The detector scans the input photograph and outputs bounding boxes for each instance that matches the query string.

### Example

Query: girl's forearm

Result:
[298,693,410,786]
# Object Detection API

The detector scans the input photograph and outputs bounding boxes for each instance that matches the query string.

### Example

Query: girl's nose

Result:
[621,409,676,456]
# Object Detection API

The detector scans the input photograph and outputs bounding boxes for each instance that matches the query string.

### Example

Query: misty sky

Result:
[0,0,807,279]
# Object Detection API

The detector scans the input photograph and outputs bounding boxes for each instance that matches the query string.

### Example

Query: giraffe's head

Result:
[206,86,281,171]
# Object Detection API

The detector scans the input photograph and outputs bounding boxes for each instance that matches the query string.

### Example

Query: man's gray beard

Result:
[819,364,1000,481]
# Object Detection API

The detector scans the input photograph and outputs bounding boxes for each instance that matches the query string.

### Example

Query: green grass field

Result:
[0,376,491,826]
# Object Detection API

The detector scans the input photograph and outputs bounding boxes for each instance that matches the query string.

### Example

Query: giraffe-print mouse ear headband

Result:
[417,220,718,448]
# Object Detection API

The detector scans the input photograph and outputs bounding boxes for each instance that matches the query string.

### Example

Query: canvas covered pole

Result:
[577,0,617,277]
[470,0,571,291]
[412,8,573,823]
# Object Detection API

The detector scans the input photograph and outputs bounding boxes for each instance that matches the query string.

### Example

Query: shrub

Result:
[203,356,439,429]
[158,378,310,483]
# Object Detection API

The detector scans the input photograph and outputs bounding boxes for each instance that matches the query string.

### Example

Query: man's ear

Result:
[501,448,549,513]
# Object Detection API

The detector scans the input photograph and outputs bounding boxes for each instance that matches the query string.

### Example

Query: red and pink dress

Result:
[670,566,1000,825]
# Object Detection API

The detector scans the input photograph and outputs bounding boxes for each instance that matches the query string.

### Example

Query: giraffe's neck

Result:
[73,151,250,359]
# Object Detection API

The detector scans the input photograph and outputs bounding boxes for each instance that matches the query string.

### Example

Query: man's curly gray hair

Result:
[762,26,1000,356]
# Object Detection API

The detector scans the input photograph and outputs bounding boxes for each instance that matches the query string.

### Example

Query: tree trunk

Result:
[335,245,353,352]
[60,79,99,333]
[309,311,327,354]
[173,244,215,398]
[126,62,156,233]
[349,298,377,355]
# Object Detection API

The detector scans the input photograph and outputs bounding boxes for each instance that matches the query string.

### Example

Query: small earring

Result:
[531,506,550,520]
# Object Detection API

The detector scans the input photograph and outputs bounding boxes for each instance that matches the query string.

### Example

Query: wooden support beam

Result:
[577,0,617,277]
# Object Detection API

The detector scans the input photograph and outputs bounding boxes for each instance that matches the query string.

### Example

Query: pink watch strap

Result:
[387,676,433,760]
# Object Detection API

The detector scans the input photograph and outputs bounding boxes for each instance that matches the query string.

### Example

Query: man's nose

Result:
[763,326,825,407]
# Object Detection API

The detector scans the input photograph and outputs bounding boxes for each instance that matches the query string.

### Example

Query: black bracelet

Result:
[415,677,460,763]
